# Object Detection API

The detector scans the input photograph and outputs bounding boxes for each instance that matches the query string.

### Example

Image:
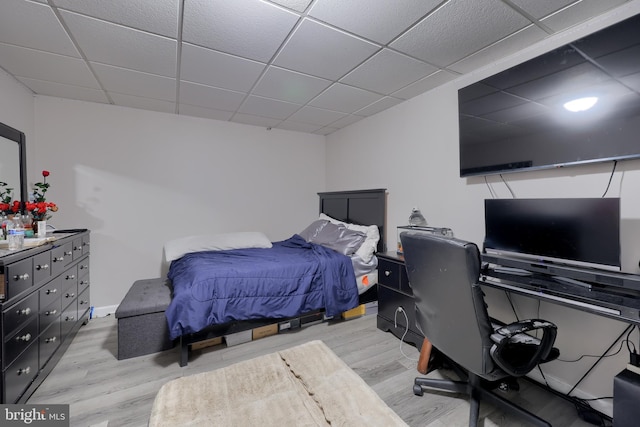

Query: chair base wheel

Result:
[413,384,424,396]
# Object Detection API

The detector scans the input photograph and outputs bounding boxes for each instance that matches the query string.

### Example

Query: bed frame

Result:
[176,188,387,366]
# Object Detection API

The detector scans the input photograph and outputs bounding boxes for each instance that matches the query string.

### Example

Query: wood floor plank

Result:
[28,314,597,427]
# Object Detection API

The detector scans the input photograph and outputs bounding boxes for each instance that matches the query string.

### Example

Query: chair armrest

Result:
[489,319,558,377]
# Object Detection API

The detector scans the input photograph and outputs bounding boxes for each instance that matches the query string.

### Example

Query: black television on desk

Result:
[483,198,621,271]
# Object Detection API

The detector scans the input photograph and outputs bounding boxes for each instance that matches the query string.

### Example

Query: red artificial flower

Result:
[42,170,50,177]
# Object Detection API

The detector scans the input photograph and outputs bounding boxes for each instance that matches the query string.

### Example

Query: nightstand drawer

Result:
[378,258,401,289]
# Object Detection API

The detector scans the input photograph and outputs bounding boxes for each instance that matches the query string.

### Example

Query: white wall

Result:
[0,69,35,159]
[325,1,640,417]
[32,97,326,311]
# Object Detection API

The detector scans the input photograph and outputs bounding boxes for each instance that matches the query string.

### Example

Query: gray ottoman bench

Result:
[115,278,174,360]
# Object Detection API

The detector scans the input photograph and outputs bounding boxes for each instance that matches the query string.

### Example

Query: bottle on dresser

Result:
[7,215,24,250]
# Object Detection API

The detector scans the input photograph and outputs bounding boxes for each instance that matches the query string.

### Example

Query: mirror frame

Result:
[0,121,27,214]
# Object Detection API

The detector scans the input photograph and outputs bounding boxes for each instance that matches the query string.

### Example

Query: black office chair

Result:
[400,232,559,427]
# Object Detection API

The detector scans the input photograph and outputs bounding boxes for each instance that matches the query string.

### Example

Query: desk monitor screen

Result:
[484,198,621,271]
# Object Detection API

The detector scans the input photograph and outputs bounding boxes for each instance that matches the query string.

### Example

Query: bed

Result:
[166,189,387,366]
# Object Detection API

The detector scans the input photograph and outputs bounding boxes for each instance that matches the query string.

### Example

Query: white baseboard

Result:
[526,369,613,418]
[91,305,118,318]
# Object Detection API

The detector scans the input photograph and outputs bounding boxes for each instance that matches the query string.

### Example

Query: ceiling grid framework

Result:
[0,0,633,135]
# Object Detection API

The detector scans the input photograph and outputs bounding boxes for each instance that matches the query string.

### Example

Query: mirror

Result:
[0,121,27,213]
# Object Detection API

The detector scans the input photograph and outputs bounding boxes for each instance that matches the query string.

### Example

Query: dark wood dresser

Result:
[0,231,90,403]
[376,251,424,349]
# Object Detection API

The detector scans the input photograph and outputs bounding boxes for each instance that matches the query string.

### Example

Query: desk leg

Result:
[417,337,432,374]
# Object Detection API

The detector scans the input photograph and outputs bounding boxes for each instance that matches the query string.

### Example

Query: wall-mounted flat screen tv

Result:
[483,198,621,271]
[459,13,640,177]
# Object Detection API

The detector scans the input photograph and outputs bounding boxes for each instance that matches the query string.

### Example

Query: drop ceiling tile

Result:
[390,0,531,67]
[355,96,403,116]
[238,95,301,120]
[179,81,246,111]
[541,0,631,32]
[91,63,176,101]
[276,120,323,133]
[309,83,382,113]
[287,105,346,126]
[18,77,109,104]
[313,126,339,135]
[109,92,176,114]
[0,1,79,57]
[340,49,438,95]
[509,0,578,20]
[448,25,548,74]
[327,114,365,128]
[52,0,179,38]
[182,0,299,62]
[181,43,265,92]
[0,43,100,88]
[231,113,282,128]
[60,10,177,77]
[179,104,235,121]
[274,18,379,80]
[308,0,440,44]
[392,69,458,99]
[269,0,313,13]
[252,66,332,104]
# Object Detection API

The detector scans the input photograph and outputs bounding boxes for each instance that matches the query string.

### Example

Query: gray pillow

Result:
[298,219,329,241]
[309,222,366,256]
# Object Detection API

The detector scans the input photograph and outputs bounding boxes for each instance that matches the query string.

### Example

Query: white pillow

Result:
[164,231,272,262]
[319,213,380,263]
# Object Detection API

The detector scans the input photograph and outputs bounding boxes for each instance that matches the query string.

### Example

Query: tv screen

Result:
[459,13,640,177]
[484,198,621,271]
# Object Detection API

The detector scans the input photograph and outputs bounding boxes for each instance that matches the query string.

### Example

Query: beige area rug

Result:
[149,340,408,426]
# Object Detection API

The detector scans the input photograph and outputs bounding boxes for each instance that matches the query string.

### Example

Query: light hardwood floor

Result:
[28,312,597,427]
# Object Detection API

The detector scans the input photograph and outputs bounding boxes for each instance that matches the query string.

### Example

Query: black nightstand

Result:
[376,251,424,349]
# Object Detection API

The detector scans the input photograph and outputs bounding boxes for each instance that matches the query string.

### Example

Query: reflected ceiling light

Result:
[563,97,598,112]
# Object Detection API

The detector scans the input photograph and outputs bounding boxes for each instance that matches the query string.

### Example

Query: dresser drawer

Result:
[4,341,38,403]
[78,260,90,294]
[61,302,78,339]
[5,258,34,300]
[40,298,61,331]
[33,251,52,286]
[51,242,73,276]
[78,286,90,318]
[3,293,38,337]
[39,321,61,370]
[39,275,62,308]
[61,267,78,311]
[4,317,37,369]
[377,286,419,336]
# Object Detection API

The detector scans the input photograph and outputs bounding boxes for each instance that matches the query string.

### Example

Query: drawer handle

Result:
[80,300,89,305]
[65,316,75,321]
[53,256,64,262]
[46,309,58,316]
[80,280,89,286]
[45,336,57,344]
[65,293,75,298]
[18,307,32,316]
[65,251,73,256]
[66,274,76,280]
[80,264,89,270]
[384,270,391,277]
[46,288,58,295]
[36,263,50,270]
[74,246,82,251]
[16,333,31,342]
[13,273,29,281]
[17,366,31,376]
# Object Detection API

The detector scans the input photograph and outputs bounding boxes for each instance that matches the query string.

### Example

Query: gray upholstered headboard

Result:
[318,189,387,253]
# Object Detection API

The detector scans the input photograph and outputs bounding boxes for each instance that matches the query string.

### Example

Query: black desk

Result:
[480,254,640,326]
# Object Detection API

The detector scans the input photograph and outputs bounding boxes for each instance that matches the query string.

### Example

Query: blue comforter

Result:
[166,235,359,340]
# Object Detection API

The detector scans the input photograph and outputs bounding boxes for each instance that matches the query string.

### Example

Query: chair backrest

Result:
[400,232,496,376]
